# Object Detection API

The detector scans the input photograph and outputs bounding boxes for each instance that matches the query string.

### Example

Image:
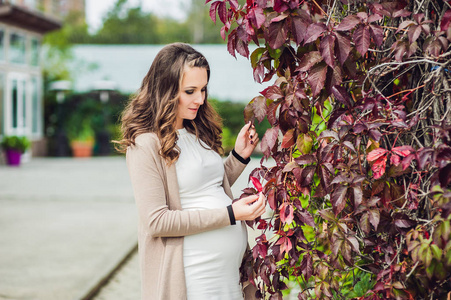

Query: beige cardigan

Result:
[126,133,257,300]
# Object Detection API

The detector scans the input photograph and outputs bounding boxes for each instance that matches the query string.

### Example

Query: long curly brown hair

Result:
[115,43,223,164]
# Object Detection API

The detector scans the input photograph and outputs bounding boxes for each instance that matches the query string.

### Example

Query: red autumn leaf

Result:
[299,210,315,227]
[236,38,249,58]
[304,23,327,44]
[248,7,265,28]
[331,184,348,215]
[290,15,309,45]
[408,24,422,43]
[334,32,352,65]
[307,62,327,97]
[209,1,220,24]
[227,29,237,58]
[369,24,384,46]
[392,145,414,157]
[261,85,284,100]
[320,34,336,68]
[401,154,415,170]
[372,155,387,179]
[297,51,323,72]
[368,209,380,230]
[250,176,263,192]
[217,1,227,25]
[252,96,267,123]
[268,20,287,49]
[367,148,388,162]
[279,202,294,224]
[332,86,352,107]
[257,243,267,258]
[281,128,296,148]
[440,9,451,31]
[276,236,292,254]
[353,24,371,56]
[335,15,361,31]
[390,154,401,166]
[300,254,313,280]
[229,0,238,10]
[257,219,268,230]
[261,126,279,157]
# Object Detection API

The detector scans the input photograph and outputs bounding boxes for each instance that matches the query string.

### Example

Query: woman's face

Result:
[175,66,208,129]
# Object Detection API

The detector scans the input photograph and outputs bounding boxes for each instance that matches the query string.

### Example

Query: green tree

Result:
[92,0,160,44]
[186,0,225,44]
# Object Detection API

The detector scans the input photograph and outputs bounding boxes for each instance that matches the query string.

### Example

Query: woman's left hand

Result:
[234,121,259,160]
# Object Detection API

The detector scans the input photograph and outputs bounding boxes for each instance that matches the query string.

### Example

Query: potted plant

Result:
[67,119,95,157]
[0,136,31,166]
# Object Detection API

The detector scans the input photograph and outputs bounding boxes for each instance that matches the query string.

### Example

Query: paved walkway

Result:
[0,157,137,300]
[0,155,274,300]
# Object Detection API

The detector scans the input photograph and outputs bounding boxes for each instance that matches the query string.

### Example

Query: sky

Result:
[85,0,190,33]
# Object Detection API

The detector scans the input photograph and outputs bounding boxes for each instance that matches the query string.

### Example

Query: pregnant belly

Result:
[183,221,247,300]
[184,222,247,268]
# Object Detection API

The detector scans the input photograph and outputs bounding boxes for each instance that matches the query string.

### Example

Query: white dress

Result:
[175,128,248,300]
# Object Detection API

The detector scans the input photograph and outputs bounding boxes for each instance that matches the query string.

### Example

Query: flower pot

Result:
[5,149,22,166]
[71,140,94,157]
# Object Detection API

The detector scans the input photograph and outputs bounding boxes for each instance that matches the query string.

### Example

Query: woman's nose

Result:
[194,93,204,105]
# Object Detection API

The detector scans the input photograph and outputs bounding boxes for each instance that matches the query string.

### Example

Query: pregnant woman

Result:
[116,43,265,300]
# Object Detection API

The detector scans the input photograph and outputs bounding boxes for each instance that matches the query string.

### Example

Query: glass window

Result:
[0,30,4,61]
[30,38,40,66]
[12,79,18,128]
[31,77,40,134]
[10,33,26,64]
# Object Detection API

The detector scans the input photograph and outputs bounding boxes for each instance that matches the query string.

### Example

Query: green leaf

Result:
[250,47,266,68]
[319,209,336,222]
[267,45,282,59]
[420,244,433,267]
[296,133,313,154]
[431,244,442,260]
[445,242,451,266]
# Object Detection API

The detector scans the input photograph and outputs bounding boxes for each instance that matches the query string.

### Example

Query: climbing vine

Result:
[207,0,451,299]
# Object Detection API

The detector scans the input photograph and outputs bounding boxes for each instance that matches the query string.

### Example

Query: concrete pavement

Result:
[0,157,137,300]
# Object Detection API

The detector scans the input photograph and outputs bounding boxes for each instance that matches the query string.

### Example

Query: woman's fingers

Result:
[232,192,267,221]
[244,194,259,204]
[239,121,252,137]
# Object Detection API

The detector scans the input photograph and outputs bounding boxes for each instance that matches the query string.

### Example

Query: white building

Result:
[0,0,61,156]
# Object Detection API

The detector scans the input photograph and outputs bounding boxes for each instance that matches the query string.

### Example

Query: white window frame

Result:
[5,72,31,136]
[30,75,42,138]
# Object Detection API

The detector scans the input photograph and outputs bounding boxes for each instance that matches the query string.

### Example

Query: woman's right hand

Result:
[232,192,266,221]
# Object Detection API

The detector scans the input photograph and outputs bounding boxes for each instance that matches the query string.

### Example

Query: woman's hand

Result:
[234,121,259,160]
[232,192,266,221]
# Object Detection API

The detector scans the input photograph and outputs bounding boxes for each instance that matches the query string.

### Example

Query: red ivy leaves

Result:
[368,146,414,179]
[250,176,263,192]
[207,0,451,299]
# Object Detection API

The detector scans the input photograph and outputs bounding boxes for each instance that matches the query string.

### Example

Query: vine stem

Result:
[311,0,329,18]
[387,84,426,99]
